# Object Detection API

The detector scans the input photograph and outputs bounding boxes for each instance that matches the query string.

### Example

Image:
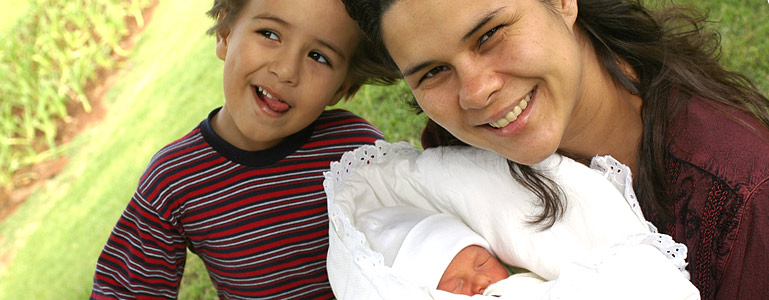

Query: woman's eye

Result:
[419,66,449,84]
[309,51,330,65]
[479,25,502,46]
[258,30,279,41]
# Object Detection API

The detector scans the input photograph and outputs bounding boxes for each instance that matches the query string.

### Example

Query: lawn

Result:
[0,0,765,299]
[0,1,29,36]
[0,0,420,298]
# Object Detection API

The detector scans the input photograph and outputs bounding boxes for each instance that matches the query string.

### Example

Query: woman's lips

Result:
[488,88,535,129]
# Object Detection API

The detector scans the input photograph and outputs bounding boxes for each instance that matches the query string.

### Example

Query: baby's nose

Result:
[471,274,490,295]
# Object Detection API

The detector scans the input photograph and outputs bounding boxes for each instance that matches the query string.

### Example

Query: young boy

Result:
[90,0,398,299]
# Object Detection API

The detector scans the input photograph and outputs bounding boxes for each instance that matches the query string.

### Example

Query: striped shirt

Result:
[91,108,384,299]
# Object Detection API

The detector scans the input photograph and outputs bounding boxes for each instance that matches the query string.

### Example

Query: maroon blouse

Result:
[651,97,769,299]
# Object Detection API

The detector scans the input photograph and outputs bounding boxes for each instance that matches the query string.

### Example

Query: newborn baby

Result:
[357,206,536,296]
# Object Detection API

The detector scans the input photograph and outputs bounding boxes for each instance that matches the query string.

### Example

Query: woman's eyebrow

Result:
[402,7,508,78]
[402,60,436,78]
[462,7,506,42]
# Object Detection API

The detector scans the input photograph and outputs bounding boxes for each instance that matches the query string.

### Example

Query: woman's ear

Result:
[557,0,579,30]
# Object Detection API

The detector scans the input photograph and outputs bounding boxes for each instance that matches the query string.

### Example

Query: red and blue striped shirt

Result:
[91,108,384,299]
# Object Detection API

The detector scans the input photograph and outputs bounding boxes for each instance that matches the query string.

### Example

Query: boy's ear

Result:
[216,27,231,61]
[327,77,355,107]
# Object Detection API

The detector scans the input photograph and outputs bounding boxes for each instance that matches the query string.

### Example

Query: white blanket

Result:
[324,140,698,299]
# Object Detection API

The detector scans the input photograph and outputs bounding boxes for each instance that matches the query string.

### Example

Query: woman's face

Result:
[382,0,585,164]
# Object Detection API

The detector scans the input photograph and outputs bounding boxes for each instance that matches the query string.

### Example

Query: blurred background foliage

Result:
[0,0,765,299]
[0,0,153,187]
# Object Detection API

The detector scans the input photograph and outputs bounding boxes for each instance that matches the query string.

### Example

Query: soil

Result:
[0,1,159,223]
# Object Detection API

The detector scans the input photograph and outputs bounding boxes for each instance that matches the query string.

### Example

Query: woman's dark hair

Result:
[574,0,769,223]
[343,0,769,227]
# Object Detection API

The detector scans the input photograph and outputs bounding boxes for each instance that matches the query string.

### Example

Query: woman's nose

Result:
[457,60,502,110]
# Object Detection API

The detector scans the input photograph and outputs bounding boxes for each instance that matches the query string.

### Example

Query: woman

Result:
[343,0,769,299]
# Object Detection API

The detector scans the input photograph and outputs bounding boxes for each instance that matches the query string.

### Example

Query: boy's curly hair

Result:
[206,0,400,99]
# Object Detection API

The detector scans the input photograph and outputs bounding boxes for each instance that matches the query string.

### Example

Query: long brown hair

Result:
[343,0,769,227]
[574,0,769,222]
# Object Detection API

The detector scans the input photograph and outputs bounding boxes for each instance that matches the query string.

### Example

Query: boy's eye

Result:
[309,51,330,65]
[418,65,449,85]
[258,30,279,41]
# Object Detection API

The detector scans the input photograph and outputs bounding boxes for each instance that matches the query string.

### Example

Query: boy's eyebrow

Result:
[253,13,347,61]
[253,13,289,26]
[402,7,507,78]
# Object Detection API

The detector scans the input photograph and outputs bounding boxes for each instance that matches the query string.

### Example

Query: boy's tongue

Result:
[263,94,289,112]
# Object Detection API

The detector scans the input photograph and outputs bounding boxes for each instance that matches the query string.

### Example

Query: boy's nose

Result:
[268,55,300,85]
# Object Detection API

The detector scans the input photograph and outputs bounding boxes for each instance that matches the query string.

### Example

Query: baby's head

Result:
[358,207,509,296]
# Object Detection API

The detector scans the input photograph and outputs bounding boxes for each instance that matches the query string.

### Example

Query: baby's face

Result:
[437,245,509,295]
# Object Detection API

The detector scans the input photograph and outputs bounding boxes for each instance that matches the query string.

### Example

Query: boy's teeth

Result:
[489,92,532,128]
[257,86,280,101]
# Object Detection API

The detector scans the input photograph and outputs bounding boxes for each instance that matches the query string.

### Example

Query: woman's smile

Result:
[488,88,535,129]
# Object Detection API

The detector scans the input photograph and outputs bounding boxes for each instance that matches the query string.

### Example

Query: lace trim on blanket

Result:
[628,233,691,280]
[324,141,420,288]
[590,155,690,279]
[589,156,644,222]
[325,142,690,283]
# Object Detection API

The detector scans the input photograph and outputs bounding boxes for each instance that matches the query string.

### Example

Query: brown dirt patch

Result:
[0,1,159,223]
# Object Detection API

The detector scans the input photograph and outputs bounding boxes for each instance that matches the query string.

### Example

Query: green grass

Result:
[0,0,152,187]
[0,0,765,299]
[0,1,29,36]
[683,0,769,94]
[0,0,418,298]
[0,0,224,298]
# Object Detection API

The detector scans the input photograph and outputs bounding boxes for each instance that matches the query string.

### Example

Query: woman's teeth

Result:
[489,92,532,128]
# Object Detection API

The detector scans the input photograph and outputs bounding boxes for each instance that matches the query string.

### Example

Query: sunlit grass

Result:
[0,0,764,299]
[681,0,769,94]
[0,0,223,298]
[0,1,29,36]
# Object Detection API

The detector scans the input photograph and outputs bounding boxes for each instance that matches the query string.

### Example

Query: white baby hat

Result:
[357,206,491,290]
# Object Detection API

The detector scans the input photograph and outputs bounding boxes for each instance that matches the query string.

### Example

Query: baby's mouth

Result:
[256,85,289,112]
[488,90,534,128]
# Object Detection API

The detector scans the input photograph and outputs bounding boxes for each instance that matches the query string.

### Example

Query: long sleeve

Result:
[714,179,769,299]
[656,96,769,299]
[91,191,187,299]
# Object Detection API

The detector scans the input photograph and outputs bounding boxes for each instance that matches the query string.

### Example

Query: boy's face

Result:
[213,0,361,151]
[437,245,509,296]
